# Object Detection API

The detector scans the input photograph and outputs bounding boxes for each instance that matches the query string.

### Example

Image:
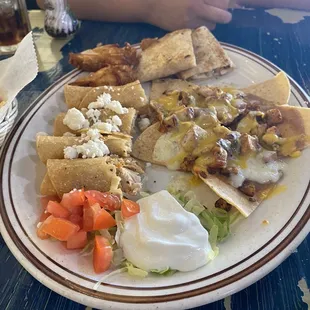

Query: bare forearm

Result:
[239,0,310,10]
[37,0,149,22]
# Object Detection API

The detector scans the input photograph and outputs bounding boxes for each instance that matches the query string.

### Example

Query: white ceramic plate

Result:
[0,44,309,310]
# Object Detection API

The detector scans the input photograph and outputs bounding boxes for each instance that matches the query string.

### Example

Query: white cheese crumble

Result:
[111,115,122,127]
[138,117,151,132]
[92,121,113,132]
[64,146,79,159]
[88,93,112,109]
[105,100,128,114]
[86,108,101,123]
[86,128,101,140]
[76,140,110,158]
[140,97,145,102]
[63,108,89,131]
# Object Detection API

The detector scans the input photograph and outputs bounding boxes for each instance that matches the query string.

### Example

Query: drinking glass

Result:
[0,0,31,55]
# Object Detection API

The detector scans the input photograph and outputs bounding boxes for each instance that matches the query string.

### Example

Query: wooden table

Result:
[0,8,309,310]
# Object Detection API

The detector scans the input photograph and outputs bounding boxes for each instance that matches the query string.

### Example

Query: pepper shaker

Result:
[44,0,80,38]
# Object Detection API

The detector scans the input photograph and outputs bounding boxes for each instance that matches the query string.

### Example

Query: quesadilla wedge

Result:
[37,134,132,164]
[64,80,148,112]
[178,27,234,80]
[133,78,310,217]
[54,107,136,136]
[42,157,144,198]
[136,29,196,83]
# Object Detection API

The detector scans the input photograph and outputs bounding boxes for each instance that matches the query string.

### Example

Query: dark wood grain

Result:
[1,7,309,310]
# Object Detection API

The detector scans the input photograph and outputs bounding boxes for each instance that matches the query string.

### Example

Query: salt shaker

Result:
[44,0,80,38]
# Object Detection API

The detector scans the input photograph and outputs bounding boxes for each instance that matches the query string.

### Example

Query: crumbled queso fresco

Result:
[64,128,110,159]
[63,108,90,131]
[62,93,130,159]
[63,93,128,134]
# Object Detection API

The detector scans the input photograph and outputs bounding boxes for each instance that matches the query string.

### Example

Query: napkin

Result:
[0,32,38,122]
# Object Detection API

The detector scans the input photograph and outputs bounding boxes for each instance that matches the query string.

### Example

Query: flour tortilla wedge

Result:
[242,72,291,105]
[178,27,234,80]
[37,135,132,164]
[136,29,196,83]
[150,79,196,101]
[45,158,120,198]
[64,80,148,112]
[53,108,136,136]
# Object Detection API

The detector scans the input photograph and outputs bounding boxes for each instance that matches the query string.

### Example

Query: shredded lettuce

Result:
[126,262,148,278]
[150,267,177,276]
[169,189,240,245]
[79,239,94,257]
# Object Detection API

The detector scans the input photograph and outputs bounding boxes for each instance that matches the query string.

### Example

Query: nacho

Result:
[136,29,196,83]
[132,79,310,217]
[242,72,291,105]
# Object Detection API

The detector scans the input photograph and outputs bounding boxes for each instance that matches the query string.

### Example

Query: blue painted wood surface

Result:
[0,8,309,310]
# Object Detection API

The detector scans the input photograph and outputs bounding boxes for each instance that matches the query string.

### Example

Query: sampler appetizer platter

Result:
[0,27,309,310]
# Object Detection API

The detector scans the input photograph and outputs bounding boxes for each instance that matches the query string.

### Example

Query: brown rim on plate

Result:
[0,44,309,303]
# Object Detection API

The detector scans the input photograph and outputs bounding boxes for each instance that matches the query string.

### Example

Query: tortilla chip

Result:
[37,135,132,164]
[276,106,310,138]
[178,27,234,80]
[64,80,148,112]
[46,158,119,197]
[53,108,136,136]
[197,172,259,217]
[150,79,196,101]
[242,72,291,105]
[132,122,163,164]
[136,29,196,83]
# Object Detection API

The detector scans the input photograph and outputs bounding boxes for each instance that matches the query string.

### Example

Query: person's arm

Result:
[36,0,148,23]
[36,0,232,31]
[238,0,310,10]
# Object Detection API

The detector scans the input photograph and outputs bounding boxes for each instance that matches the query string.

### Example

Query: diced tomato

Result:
[93,208,116,230]
[41,215,80,241]
[61,189,85,215]
[83,203,116,231]
[36,222,49,240]
[66,231,88,250]
[46,201,70,219]
[93,235,113,274]
[85,191,121,211]
[69,214,83,229]
[40,195,60,210]
[83,203,100,231]
[121,199,140,219]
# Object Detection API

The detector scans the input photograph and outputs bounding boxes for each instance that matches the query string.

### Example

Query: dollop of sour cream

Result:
[119,190,213,272]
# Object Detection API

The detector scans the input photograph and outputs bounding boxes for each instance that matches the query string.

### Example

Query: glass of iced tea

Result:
[0,0,31,55]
